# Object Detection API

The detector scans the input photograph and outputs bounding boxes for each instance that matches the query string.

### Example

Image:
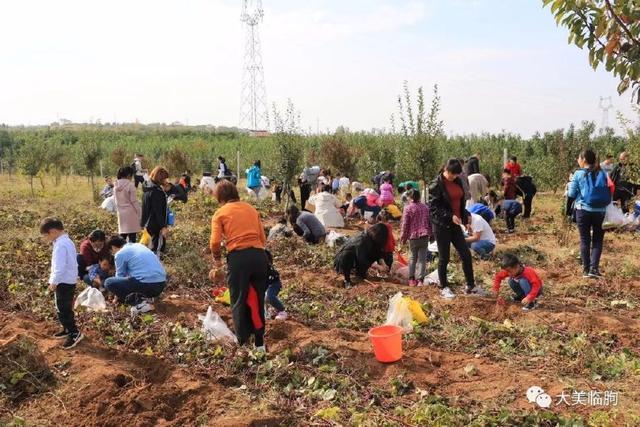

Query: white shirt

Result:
[339,177,350,189]
[470,213,496,245]
[49,233,78,285]
[134,159,143,176]
[200,176,215,191]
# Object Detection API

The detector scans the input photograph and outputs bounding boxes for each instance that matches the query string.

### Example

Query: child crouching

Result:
[84,255,115,290]
[265,250,287,320]
[493,253,543,311]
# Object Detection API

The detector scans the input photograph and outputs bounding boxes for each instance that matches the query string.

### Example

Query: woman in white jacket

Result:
[308,184,344,228]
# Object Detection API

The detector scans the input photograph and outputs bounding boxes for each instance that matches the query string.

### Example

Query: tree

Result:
[77,137,103,201]
[162,147,191,177]
[18,138,46,196]
[272,99,303,210]
[110,145,128,170]
[319,134,359,179]
[544,0,640,101]
[396,82,444,193]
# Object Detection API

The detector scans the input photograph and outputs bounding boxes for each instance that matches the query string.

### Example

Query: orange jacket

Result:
[210,201,266,258]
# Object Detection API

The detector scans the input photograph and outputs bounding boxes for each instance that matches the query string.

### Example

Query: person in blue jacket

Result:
[246,160,262,198]
[496,198,522,234]
[567,149,612,279]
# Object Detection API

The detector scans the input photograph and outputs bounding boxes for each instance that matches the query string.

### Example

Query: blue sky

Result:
[0,0,634,135]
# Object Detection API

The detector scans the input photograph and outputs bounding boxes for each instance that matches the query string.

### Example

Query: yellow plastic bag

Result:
[387,204,402,219]
[140,229,151,247]
[404,297,428,324]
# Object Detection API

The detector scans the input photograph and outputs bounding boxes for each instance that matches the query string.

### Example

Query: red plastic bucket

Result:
[368,325,403,363]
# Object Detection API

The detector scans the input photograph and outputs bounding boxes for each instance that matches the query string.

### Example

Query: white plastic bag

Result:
[100,195,117,213]
[74,287,107,312]
[428,241,438,253]
[384,292,413,332]
[199,306,238,344]
[424,269,440,285]
[603,203,630,229]
[325,230,346,247]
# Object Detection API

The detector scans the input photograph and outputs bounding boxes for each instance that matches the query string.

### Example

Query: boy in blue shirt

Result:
[104,236,167,314]
[40,217,84,349]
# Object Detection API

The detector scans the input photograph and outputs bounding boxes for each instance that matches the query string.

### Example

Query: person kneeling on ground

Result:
[77,229,109,281]
[468,201,495,224]
[104,235,167,313]
[84,255,115,290]
[265,250,287,321]
[287,205,327,244]
[465,212,496,260]
[493,253,542,311]
[334,223,389,288]
[497,198,522,234]
[268,217,293,241]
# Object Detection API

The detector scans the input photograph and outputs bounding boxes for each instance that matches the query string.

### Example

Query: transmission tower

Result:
[240,0,269,131]
[599,96,613,132]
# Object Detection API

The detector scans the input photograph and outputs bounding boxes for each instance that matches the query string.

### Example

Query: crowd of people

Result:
[43,148,635,352]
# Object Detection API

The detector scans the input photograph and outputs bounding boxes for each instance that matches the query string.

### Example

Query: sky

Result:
[0,0,636,136]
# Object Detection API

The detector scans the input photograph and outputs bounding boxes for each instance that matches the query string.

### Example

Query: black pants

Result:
[76,254,86,279]
[120,233,137,243]
[506,214,517,231]
[55,284,78,335]
[522,193,535,218]
[434,225,475,289]
[150,230,165,254]
[576,210,605,272]
[300,183,311,210]
[227,248,269,346]
[134,175,144,188]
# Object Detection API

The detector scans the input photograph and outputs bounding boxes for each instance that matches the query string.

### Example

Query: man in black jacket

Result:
[428,159,480,299]
[611,152,636,213]
[515,175,537,219]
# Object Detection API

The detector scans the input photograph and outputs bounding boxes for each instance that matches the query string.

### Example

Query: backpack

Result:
[581,170,611,208]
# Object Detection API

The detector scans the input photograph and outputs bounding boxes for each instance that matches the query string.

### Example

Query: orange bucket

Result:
[368,325,403,363]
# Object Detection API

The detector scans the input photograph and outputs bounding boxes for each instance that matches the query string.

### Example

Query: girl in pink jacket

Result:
[378,178,395,207]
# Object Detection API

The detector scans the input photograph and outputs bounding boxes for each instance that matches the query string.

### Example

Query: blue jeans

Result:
[509,277,538,301]
[470,240,495,257]
[266,279,285,312]
[575,209,605,272]
[104,276,166,304]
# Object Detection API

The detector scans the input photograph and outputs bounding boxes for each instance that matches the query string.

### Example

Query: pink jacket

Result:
[378,183,395,206]
[114,179,142,234]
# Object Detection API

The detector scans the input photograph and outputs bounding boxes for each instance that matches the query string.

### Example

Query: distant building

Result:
[249,130,271,138]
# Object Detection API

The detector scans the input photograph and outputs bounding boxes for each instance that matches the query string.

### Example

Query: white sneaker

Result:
[440,287,455,299]
[255,345,266,354]
[275,311,288,321]
[130,301,154,316]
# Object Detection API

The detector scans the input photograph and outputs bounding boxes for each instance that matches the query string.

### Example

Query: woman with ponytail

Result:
[567,149,613,279]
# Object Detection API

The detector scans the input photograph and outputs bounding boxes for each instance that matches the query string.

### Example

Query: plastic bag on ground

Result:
[74,287,107,312]
[326,230,347,247]
[603,203,630,229]
[428,241,438,253]
[100,195,116,213]
[403,297,429,324]
[199,306,238,344]
[384,292,413,332]
[424,269,439,285]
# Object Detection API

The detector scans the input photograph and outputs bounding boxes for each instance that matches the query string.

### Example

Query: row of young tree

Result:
[1,89,639,198]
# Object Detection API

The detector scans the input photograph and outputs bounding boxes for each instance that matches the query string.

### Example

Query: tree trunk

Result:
[29,176,34,196]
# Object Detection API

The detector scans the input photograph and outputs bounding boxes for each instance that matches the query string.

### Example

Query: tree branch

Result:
[605,0,640,46]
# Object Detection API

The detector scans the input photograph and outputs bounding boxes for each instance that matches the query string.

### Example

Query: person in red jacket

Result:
[504,156,522,178]
[493,253,542,311]
[77,229,109,281]
[377,209,396,273]
[501,169,517,200]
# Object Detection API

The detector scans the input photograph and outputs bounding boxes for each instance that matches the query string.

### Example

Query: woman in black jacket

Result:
[141,166,169,255]
[334,223,388,288]
[429,159,479,299]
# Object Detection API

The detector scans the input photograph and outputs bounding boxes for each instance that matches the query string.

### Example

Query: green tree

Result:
[396,82,443,193]
[272,99,303,210]
[77,137,104,201]
[544,0,640,101]
[18,138,46,196]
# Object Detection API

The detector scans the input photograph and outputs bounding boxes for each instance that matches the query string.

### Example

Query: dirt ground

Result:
[1,176,640,426]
